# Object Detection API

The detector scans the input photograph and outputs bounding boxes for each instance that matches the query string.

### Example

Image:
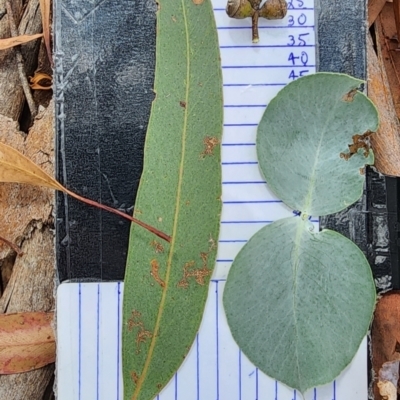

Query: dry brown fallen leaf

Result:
[0,141,171,242]
[0,312,54,374]
[378,380,397,400]
[371,291,400,399]
[39,0,52,66]
[0,34,43,51]
[378,360,400,400]
[29,72,52,90]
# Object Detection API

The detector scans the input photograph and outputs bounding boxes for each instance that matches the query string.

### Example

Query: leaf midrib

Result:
[131,1,191,398]
[302,94,342,215]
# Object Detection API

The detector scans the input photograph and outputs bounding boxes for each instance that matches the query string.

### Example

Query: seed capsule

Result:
[259,0,287,19]
[226,0,255,19]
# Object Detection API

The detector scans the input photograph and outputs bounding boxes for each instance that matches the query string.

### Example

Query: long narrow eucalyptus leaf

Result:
[122,0,223,399]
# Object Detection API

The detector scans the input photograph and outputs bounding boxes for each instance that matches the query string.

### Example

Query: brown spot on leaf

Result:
[178,241,215,288]
[127,310,153,353]
[340,131,373,160]
[131,371,139,384]
[192,0,204,4]
[150,259,165,288]
[172,16,177,22]
[157,383,162,390]
[179,101,186,108]
[342,88,358,102]
[151,240,164,253]
[200,136,220,158]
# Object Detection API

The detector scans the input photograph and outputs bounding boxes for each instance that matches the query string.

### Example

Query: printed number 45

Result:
[288,33,309,46]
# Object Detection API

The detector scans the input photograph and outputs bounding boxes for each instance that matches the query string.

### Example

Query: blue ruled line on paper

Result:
[222,65,316,68]
[175,373,178,400]
[333,381,336,400]
[213,7,315,10]
[221,143,256,146]
[256,368,259,399]
[96,284,100,400]
[239,350,242,400]
[223,123,258,127]
[221,161,258,165]
[117,282,121,400]
[314,387,317,400]
[215,281,220,400]
[196,334,200,400]
[221,220,273,224]
[219,239,247,243]
[224,104,267,107]
[223,200,281,203]
[220,45,315,49]
[275,380,278,400]
[78,283,82,400]
[222,181,266,184]
[223,83,287,86]
[218,25,315,29]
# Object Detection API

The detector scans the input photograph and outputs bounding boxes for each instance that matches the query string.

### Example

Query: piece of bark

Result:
[0,101,54,277]
[0,101,55,399]
[378,4,400,119]
[372,292,400,399]
[368,27,400,176]
[369,0,387,27]
[0,0,42,121]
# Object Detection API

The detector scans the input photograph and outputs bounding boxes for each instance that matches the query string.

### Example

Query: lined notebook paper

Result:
[57,0,369,398]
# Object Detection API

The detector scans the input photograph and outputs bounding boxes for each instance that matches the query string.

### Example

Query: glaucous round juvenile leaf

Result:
[257,73,378,216]
[223,217,376,395]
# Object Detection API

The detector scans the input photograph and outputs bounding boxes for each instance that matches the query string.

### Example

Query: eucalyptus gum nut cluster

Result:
[226,0,254,18]
[223,73,379,395]
[259,0,287,19]
[226,0,287,42]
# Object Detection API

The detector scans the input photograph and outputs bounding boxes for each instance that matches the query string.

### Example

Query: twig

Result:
[0,235,22,255]
[5,1,37,118]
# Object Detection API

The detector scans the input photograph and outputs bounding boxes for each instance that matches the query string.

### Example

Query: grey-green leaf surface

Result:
[223,217,376,395]
[122,0,223,399]
[257,73,378,217]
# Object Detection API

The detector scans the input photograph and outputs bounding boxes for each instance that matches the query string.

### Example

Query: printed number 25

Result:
[288,33,309,46]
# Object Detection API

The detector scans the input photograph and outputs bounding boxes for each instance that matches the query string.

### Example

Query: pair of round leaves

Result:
[223,73,378,395]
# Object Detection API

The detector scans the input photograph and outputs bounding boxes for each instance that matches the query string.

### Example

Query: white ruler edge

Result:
[57,0,369,399]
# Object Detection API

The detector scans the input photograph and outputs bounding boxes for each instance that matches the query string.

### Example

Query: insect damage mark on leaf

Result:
[340,131,373,160]
[179,101,187,108]
[200,136,220,158]
[342,88,358,102]
[178,250,212,289]
[150,240,164,253]
[150,260,166,288]
[192,0,204,4]
[131,371,139,384]
[127,311,153,353]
